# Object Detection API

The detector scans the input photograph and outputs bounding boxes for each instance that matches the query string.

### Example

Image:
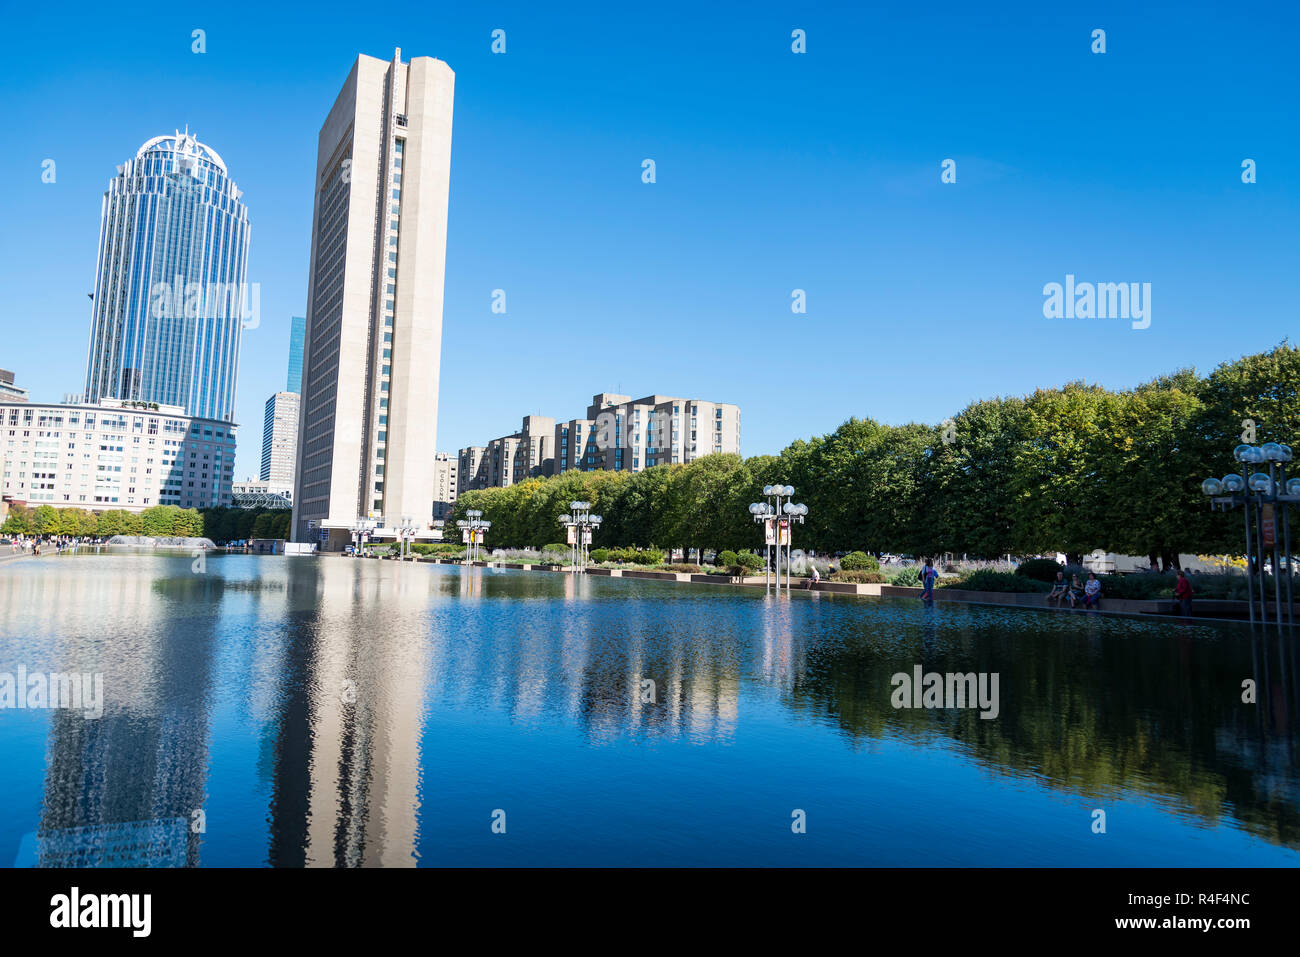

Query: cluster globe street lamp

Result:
[457,509,491,563]
[750,484,808,595]
[559,501,601,572]
[1202,440,1297,626]
[395,514,420,561]
[347,517,377,557]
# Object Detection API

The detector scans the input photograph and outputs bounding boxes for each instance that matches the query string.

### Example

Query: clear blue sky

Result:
[1,1,1296,479]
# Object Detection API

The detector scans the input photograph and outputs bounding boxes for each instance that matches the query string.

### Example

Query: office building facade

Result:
[83,131,250,423]
[1,398,235,511]
[292,49,455,549]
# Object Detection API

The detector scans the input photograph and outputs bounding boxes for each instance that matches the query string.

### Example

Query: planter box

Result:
[620,570,692,582]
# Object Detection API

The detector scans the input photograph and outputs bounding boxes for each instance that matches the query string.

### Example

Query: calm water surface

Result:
[0,553,1296,866]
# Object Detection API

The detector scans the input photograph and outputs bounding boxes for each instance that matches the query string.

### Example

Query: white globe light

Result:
[1201,478,1223,496]
[762,485,773,495]
[1288,477,1300,496]
[1262,442,1285,462]
[1222,474,1245,493]
[1248,473,1272,494]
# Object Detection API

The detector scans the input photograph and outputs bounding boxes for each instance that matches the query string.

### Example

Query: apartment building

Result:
[555,393,741,474]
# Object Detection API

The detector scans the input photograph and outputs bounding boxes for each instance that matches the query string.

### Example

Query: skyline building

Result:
[83,130,251,424]
[292,49,455,548]
[260,391,300,496]
[286,316,306,393]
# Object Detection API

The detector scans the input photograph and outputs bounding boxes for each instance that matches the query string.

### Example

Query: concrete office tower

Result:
[84,131,250,422]
[292,49,455,548]
[261,391,300,495]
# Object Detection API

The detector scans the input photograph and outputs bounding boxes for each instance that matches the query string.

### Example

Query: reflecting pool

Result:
[0,553,1296,866]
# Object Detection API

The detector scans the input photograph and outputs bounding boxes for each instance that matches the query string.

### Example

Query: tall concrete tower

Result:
[292,49,454,548]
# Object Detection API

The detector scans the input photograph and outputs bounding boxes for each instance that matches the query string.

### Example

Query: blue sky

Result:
[1,1,1296,479]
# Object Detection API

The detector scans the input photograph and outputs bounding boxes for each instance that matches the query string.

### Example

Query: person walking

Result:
[1174,569,1194,617]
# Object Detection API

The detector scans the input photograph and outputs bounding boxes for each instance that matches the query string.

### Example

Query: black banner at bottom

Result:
[0,866,1282,943]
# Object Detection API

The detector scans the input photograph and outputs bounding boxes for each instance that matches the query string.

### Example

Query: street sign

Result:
[566,525,577,545]
[778,519,790,545]
[582,529,592,544]
[462,529,470,543]
[764,519,776,546]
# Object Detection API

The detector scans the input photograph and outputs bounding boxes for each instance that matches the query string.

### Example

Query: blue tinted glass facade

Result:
[83,132,251,422]
[286,315,305,393]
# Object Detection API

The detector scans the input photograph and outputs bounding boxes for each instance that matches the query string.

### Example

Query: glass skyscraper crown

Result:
[83,129,251,422]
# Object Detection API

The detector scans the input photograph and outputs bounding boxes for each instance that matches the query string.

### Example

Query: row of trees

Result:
[0,503,290,542]
[452,345,1300,564]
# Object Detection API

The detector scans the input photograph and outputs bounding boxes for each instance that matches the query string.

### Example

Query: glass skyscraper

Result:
[287,315,306,393]
[83,130,251,422]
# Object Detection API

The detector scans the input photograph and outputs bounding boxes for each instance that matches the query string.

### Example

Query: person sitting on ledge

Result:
[1046,571,1069,607]
[1083,572,1102,609]
[1064,573,1084,608]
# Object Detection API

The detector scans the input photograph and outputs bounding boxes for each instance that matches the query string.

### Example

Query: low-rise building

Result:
[0,398,236,511]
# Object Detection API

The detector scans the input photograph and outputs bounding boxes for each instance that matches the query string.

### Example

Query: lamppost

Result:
[1201,440,1297,626]
[559,501,601,571]
[396,514,420,560]
[458,509,491,563]
[348,518,376,557]
[749,485,808,596]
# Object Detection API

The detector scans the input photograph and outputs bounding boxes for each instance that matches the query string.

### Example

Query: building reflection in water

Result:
[0,558,219,866]
[4,555,1297,863]
[268,559,431,867]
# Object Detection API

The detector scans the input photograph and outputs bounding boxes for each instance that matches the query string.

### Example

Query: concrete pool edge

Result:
[338,553,1291,626]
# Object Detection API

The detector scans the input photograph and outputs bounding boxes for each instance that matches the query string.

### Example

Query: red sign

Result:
[1262,504,1277,549]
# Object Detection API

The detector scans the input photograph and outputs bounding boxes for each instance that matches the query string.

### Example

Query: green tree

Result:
[32,505,58,535]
